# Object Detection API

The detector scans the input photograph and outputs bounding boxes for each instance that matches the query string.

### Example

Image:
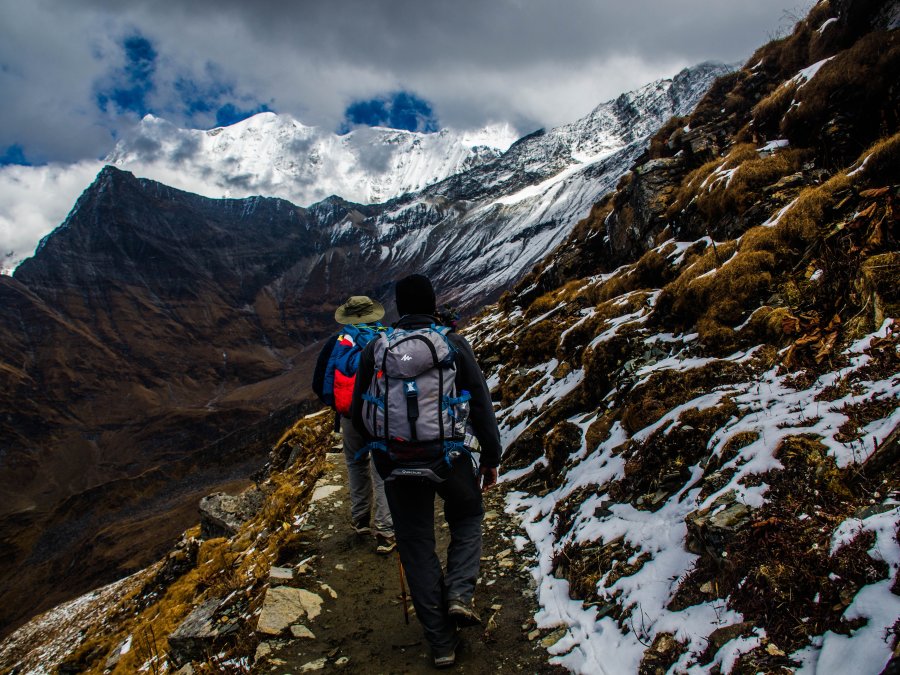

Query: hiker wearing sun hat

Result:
[312,294,395,553]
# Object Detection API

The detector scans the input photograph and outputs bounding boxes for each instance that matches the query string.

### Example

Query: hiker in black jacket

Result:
[351,274,501,668]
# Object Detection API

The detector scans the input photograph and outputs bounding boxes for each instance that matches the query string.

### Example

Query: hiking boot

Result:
[432,637,459,669]
[375,532,396,554]
[447,598,481,627]
[352,518,371,535]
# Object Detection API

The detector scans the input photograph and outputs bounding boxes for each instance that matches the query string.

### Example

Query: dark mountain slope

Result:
[0,168,349,635]
[461,0,899,671]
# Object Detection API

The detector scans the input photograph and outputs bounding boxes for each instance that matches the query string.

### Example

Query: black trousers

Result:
[376,453,484,651]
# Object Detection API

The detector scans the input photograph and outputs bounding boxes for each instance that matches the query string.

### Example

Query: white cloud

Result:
[0,0,804,161]
[0,161,104,274]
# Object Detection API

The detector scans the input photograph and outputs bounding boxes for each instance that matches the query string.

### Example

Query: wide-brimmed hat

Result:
[334,295,385,324]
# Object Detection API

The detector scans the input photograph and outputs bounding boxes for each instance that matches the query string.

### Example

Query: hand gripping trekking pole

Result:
[397,553,410,624]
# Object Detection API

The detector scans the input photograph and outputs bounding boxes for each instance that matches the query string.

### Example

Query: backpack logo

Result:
[401,354,413,362]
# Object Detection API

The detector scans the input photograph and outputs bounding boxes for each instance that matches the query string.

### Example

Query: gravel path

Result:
[254,450,566,673]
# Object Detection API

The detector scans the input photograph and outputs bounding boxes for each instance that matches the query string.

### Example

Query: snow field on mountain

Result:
[108,112,519,207]
[495,317,898,673]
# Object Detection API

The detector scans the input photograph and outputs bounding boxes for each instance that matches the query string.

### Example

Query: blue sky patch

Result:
[341,92,439,134]
[96,34,157,116]
[94,37,271,130]
[0,144,29,167]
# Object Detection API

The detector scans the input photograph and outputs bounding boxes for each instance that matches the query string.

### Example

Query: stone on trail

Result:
[301,657,328,671]
[290,624,316,639]
[269,566,295,584]
[312,484,342,502]
[256,587,324,635]
[541,626,568,647]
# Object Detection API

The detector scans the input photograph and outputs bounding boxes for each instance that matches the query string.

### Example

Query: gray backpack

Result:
[362,325,471,462]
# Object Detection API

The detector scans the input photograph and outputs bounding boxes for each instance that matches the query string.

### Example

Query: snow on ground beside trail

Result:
[496,318,900,674]
[794,504,900,673]
[498,358,586,449]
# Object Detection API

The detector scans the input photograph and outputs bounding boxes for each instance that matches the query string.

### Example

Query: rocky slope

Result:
[0,63,727,638]
[461,0,900,671]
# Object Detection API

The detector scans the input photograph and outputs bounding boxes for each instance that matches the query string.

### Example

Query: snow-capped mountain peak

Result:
[106,112,519,206]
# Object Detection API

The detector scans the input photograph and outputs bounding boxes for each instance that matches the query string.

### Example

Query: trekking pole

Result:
[397,553,410,624]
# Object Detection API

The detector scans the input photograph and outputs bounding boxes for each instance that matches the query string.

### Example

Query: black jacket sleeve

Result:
[311,335,338,402]
[450,334,502,468]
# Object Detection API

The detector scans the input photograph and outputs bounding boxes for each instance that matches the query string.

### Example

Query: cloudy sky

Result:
[0,0,805,268]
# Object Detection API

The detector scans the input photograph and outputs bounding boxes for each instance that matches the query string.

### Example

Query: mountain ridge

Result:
[0,62,729,638]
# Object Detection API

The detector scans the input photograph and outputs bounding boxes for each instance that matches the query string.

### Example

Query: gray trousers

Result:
[379,454,484,651]
[340,416,392,534]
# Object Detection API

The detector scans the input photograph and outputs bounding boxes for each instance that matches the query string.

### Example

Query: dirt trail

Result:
[254,449,565,673]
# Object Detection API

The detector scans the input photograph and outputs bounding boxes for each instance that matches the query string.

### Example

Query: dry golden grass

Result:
[525,278,587,318]
[60,412,331,674]
[654,166,858,348]
[560,290,653,361]
[782,31,900,164]
[668,143,810,227]
[854,131,900,185]
[665,157,724,219]
[584,257,665,304]
[751,81,799,137]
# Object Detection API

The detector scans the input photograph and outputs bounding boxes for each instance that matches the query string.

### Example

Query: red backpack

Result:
[324,324,385,415]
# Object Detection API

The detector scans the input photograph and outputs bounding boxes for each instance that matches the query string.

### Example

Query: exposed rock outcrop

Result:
[199,488,267,540]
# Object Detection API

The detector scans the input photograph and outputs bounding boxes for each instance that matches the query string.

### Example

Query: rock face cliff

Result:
[0,64,727,636]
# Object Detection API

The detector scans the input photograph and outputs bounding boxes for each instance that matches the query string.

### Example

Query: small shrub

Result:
[782,31,900,167]
[584,411,618,453]
[498,368,543,407]
[544,421,583,486]
[517,320,563,366]
[552,538,644,606]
